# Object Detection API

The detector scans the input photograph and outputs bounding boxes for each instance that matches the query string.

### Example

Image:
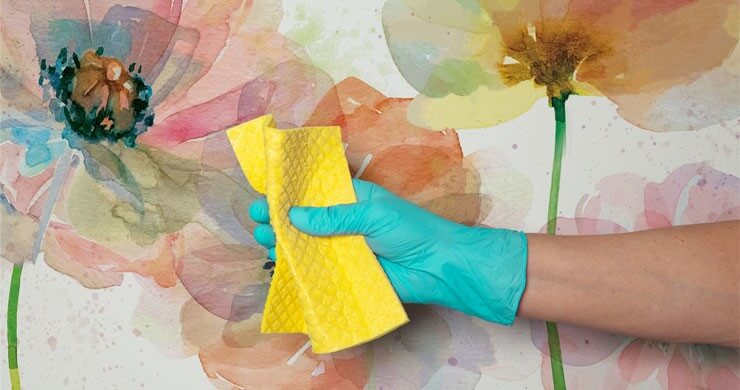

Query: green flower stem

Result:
[8,264,22,390]
[546,95,568,390]
[6,148,75,389]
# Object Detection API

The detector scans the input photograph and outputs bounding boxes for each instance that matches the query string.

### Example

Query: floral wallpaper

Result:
[1,0,738,389]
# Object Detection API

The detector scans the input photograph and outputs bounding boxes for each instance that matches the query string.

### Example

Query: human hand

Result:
[249,179,528,325]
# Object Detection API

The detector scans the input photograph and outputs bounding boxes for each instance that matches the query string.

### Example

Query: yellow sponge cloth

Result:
[226,115,408,353]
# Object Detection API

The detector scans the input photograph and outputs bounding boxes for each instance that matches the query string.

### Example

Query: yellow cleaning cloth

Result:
[226,115,408,353]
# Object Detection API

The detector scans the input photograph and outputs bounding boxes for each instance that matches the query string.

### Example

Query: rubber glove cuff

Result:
[446,226,528,325]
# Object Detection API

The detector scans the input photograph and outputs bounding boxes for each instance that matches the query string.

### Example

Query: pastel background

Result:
[1,0,738,389]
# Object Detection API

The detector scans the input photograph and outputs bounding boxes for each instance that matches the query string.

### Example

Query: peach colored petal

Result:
[305,77,485,224]
[306,77,464,170]
[607,43,740,132]
[42,222,127,288]
[0,2,46,108]
[173,223,267,321]
[578,0,738,97]
[43,221,178,288]
[362,145,458,197]
[179,298,333,389]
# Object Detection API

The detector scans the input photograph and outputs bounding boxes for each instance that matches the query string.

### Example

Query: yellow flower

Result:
[383,0,739,131]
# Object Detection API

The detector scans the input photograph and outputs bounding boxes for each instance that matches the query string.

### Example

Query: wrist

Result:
[455,226,528,325]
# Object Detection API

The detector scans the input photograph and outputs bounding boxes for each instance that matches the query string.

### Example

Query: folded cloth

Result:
[226,114,408,353]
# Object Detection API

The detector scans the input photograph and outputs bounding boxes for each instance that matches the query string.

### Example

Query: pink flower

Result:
[1,0,333,287]
[533,163,740,388]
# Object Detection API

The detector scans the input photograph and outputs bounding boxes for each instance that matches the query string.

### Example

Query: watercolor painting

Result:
[1,0,738,389]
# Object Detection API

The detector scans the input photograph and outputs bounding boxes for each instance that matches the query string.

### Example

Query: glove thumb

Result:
[289,202,375,237]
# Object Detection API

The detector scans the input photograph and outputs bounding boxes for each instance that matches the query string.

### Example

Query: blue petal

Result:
[2,125,66,175]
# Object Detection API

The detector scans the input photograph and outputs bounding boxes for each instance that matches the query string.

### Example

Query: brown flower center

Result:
[70,51,138,133]
[498,22,608,99]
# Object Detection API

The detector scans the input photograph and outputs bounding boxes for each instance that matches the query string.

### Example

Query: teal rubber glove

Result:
[249,179,528,325]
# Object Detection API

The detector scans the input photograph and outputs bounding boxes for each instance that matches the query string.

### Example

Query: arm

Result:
[249,179,740,346]
[520,221,740,346]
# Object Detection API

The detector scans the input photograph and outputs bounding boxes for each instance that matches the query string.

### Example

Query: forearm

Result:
[517,221,740,346]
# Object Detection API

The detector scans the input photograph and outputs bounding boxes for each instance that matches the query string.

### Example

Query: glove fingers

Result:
[289,202,374,237]
[379,259,424,304]
[249,198,270,223]
[254,224,276,248]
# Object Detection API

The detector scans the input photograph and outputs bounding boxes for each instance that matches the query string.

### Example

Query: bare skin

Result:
[519,220,740,347]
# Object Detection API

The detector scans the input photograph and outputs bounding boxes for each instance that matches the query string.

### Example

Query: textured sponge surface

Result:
[226,115,408,353]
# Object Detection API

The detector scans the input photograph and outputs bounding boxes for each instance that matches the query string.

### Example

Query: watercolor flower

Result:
[1,0,328,264]
[383,1,739,386]
[382,0,739,131]
[0,0,340,283]
[306,77,482,224]
[1,0,335,388]
[533,163,740,388]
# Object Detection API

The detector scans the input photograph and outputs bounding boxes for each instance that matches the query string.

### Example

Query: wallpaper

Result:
[1,0,738,389]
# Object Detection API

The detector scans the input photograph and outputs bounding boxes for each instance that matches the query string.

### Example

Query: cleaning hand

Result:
[250,179,528,325]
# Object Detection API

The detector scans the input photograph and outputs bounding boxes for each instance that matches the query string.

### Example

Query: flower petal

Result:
[64,142,201,249]
[0,142,56,215]
[382,0,507,97]
[154,27,305,120]
[617,340,669,383]
[577,0,738,97]
[305,77,489,224]
[174,223,267,322]
[465,147,533,229]
[613,46,740,132]
[407,80,544,130]
[43,221,178,288]
[138,87,244,147]
[530,320,627,367]
[237,60,335,128]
